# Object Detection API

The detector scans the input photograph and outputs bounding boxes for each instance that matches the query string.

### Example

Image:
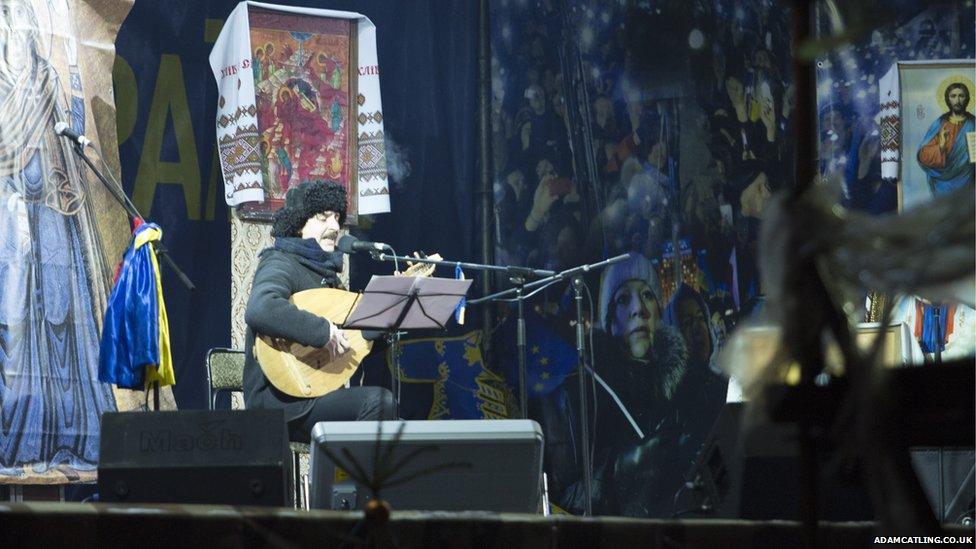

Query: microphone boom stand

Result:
[372,251,629,516]
[470,253,629,517]
[571,275,592,517]
[369,251,554,420]
[69,141,195,409]
[71,144,195,291]
[512,276,527,419]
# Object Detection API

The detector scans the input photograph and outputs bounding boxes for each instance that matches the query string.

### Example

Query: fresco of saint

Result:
[0,0,117,478]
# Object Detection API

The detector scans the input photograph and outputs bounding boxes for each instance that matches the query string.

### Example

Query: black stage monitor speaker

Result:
[686,403,873,521]
[99,410,290,506]
[310,420,544,513]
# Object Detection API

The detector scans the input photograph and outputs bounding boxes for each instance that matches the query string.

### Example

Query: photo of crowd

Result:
[489,0,795,517]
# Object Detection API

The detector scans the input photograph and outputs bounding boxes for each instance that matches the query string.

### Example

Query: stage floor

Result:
[1,501,973,548]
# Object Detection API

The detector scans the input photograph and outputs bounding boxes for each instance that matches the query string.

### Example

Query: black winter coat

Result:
[243,247,340,422]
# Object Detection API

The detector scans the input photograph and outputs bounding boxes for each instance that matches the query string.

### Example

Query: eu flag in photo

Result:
[495,307,577,398]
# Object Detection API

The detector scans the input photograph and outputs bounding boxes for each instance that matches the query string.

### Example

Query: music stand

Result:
[342,276,472,416]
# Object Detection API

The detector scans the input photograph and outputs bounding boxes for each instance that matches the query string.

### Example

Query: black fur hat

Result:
[271,180,347,237]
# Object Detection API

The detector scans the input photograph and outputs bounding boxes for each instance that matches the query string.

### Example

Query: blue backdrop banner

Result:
[114,0,480,410]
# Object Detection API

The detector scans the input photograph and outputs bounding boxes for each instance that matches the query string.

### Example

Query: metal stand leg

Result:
[514,279,528,419]
[293,451,302,509]
[541,472,552,516]
[390,332,402,419]
[572,277,593,516]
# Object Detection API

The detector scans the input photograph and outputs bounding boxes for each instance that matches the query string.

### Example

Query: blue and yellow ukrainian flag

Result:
[98,222,174,389]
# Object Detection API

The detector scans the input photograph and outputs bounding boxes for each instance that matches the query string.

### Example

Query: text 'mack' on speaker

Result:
[310,420,544,513]
[99,410,291,506]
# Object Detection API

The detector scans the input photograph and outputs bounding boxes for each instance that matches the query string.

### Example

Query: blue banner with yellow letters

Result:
[115,0,479,408]
[392,331,512,420]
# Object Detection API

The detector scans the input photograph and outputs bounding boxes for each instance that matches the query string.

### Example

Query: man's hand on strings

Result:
[324,323,350,358]
[397,252,440,277]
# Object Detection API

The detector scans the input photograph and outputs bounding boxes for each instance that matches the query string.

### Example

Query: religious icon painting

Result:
[897,60,976,212]
[239,7,360,224]
[870,60,976,357]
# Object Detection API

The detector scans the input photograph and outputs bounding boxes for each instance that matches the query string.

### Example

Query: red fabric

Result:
[912,299,957,347]
[914,299,924,341]
[945,304,957,340]
[917,120,963,169]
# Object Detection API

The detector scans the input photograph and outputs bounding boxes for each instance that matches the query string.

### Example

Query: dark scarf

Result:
[273,237,344,287]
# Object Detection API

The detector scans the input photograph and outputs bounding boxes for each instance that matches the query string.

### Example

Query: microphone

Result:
[337,234,391,254]
[53,122,92,148]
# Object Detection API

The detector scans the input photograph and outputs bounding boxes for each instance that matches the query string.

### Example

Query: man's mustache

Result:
[321,229,339,241]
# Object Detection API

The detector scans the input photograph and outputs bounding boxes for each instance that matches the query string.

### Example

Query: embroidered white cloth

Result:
[879,63,900,181]
[209,1,390,214]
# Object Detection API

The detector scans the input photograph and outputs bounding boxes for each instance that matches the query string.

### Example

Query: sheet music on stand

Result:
[341,275,471,419]
[342,276,472,331]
